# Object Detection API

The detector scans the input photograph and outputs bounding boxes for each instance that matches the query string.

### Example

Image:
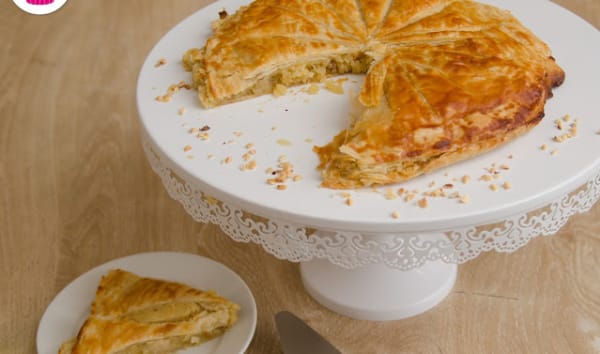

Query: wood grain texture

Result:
[0,1,598,353]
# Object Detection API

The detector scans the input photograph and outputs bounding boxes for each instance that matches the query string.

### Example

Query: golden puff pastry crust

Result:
[183,0,564,188]
[58,269,239,354]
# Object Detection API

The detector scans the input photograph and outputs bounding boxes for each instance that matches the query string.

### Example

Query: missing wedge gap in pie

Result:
[58,269,239,354]
[181,0,565,190]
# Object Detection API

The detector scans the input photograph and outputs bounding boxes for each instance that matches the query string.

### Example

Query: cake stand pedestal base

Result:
[300,259,457,321]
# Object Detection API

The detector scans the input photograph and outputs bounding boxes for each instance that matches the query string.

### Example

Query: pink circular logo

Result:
[26,0,54,4]
[12,0,67,14]
[27,0,54,5]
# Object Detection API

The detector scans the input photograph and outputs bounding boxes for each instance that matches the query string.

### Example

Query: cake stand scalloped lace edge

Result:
[143,137,600,271]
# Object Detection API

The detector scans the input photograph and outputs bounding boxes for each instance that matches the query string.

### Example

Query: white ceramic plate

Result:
[137,0,600,233]
[36,252,256,354]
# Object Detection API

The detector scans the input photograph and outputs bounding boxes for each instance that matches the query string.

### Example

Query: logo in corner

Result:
[12,0,68,15]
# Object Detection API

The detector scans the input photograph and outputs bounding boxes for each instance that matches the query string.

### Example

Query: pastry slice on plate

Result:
[58,269,239,354]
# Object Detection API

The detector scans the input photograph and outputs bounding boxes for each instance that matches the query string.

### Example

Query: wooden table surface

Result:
[1,1,599,353]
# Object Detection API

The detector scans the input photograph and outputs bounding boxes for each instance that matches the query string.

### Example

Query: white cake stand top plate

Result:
[137,0,600,233]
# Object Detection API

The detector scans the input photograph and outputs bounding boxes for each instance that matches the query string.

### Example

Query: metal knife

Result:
[275,311,342,354]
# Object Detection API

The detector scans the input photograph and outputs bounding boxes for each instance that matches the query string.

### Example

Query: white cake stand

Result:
[137,0,600,320]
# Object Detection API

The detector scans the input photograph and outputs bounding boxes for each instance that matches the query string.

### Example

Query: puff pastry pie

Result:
[183,0,564,188]
[58,269,239,354]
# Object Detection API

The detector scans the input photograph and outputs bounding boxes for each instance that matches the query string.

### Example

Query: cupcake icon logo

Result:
[27,0,55,4]
[12,0,68,15]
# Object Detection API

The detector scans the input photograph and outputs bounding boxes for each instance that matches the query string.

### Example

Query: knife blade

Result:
[275,311,342,354]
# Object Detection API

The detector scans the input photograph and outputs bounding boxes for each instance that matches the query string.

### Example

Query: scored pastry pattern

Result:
[183,0,564,188]
[143,137,600,270]
[58,269,239,353]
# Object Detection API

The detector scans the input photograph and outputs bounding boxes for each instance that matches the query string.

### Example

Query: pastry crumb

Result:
[552,118,577,142]
[489,184,498,191]
[324,79,344,94]
[540,144,548,151]
[222,156,233,164]
[155,81,191,102]
[307,84,320,95]
[569,122,578,137]
[552,134,569,143]
[277,139,292,146]
[340,192,354,206]
[391,211,400,219]
[178,107,186,116]
[273,84,288,97]
[459,195,470,204]
[346,197,354,206]
[196,132,210,140]
[550,149,558,156]
[555,119,564,130]
[418,198,428,208]
[154,58,167,67]
[384,188,397,200]
[266,158,296,187]
[242,152,253,161]
[480,174,493,182]
[341,192,354,206]
[461,175,470,184]
[423,188,446,198]
[276,184,287,190]
[240,160,257,171]
[502,181,512,190]
[485,164,498,175]
[183,145,192,152]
